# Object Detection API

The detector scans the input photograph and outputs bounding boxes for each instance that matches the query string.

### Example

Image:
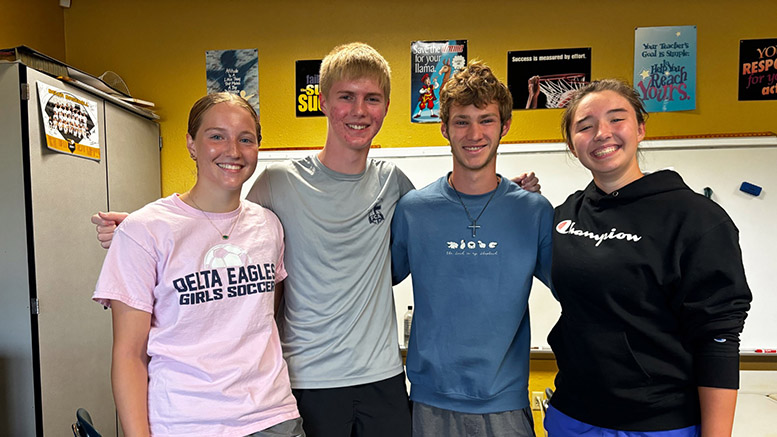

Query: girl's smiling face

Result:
[186,102,259,194]
[569,90,646,190]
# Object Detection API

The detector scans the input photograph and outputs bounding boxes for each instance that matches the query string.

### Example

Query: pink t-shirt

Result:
[94,194,298,437]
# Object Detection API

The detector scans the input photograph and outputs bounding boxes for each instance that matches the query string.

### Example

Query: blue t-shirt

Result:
[391,174,553,414]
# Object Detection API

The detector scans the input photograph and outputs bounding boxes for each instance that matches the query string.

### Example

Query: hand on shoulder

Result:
[512,172,541,194]
[91,211,129,249]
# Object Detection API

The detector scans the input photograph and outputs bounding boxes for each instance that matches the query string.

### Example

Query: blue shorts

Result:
[544,405,700,437]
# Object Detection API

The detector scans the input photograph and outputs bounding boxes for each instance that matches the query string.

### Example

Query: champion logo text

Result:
[555,219,642,247]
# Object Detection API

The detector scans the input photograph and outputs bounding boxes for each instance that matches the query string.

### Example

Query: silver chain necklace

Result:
[449,175,499,238]
[188,194,242,240]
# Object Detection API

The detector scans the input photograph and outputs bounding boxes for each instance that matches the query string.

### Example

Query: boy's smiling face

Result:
[320,76,389,153]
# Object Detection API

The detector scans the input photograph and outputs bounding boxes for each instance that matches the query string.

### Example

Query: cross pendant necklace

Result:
[449,175,499,238]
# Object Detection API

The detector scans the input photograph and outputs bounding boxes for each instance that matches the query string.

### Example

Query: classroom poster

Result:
[296,59,324,117]
[507,47,591,110]
[739,38,777,101]
[36,81,100,161]
[410,40,467,123]
[633,25,696,112]
[206,48,259,115]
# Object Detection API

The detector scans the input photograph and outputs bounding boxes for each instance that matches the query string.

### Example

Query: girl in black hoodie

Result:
[545,79,751,437]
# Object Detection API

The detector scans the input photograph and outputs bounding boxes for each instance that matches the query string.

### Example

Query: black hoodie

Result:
[548,170,751,431]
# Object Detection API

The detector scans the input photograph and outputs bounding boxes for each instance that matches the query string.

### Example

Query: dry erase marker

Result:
[755,349,777,353]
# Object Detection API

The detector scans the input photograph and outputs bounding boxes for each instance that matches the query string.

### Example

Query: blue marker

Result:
[739,182,762,196]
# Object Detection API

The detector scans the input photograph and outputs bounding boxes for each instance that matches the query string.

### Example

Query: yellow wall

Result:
[0,0,65,60]
[3,2,772,434]
[58,6,777,428]
[62,0,777,196]
[530,358,558,435]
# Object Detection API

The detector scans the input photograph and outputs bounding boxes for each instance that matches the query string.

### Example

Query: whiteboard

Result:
[246,135,777,352]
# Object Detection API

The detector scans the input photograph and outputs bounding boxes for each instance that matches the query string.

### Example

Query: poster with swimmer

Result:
[206,48,259,115]
[633,25,697,112]
[36,82,100,161]
[410,40,467,123]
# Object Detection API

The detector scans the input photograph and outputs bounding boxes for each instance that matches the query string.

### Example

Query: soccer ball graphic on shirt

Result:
[203,243,251,269]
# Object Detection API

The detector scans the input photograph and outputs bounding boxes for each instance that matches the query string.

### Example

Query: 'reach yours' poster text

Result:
[633,25,696,112]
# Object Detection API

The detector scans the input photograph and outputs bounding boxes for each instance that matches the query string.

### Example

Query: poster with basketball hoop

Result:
[411,40,467,123]
[633,25,696,112]
[36,81,100,161]
[507,47,591,110]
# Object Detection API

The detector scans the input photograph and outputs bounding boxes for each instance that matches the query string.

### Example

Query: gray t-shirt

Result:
[246,155,414,389]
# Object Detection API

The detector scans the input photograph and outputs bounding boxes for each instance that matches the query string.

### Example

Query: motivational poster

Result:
[206,48,259,115]
[507,47,591,110]
[296,59,324,117]
[739,38,777,101]
[633,25,696,112]
[410,40,467,123]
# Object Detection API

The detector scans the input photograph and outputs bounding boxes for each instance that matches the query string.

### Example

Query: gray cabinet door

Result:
[0,62,38,437]
[25,67,115,436]
[0,64,160,436]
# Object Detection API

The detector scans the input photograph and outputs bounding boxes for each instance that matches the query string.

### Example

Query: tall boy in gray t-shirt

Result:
[247,43,414,437]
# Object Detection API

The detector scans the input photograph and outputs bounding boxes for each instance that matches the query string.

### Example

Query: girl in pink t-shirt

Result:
[94,93,302,437]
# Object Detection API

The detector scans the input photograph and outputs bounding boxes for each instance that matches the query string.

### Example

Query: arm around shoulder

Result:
[91,211,130,249]
[511,171,541,194]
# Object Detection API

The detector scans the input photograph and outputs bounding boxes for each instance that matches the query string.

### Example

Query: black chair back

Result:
[71,408,102,437]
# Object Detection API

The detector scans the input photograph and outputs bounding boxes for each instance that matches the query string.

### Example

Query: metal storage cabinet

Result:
[0,61,161,436]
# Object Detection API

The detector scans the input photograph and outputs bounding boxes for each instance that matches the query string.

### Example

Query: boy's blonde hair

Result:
[319,42,391,100]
